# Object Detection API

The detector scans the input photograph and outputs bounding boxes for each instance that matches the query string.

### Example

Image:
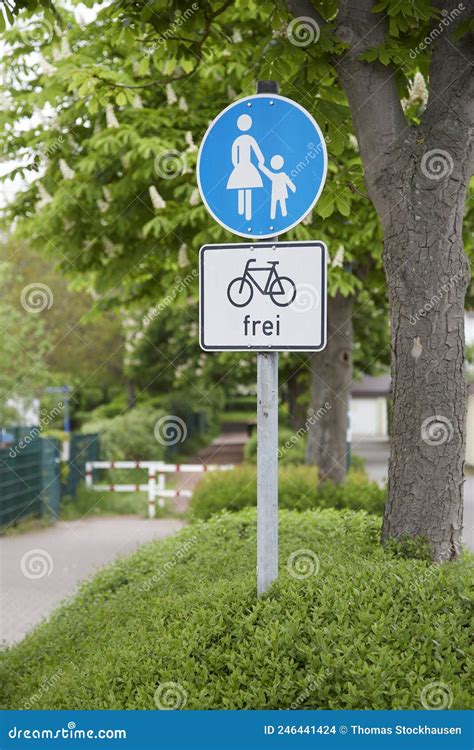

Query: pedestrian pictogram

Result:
[197,94,327,239]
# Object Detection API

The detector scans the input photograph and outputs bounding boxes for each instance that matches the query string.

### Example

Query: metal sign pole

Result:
[256,80,279,596]
[197,80,328,596]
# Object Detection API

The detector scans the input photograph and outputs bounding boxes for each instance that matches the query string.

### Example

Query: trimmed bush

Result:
[190,465,386,519]
[81,408,166,462]
[0,509,471,710]
[82,392,222,462]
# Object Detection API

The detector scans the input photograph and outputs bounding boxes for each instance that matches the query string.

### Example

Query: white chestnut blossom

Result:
[166,84,177,105]
[149,185,166,210]
[59,159,75,179]
[106,103,120,129]
[178,243,189,267]
[189,188,200,206]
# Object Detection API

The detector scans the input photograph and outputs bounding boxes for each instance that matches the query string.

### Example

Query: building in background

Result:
[350,375,390,441]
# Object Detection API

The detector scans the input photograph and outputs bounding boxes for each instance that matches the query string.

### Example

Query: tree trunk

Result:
[305,293,353,483]
[126,380,136,410]
[287,369,307,430]
[380,140,470,560]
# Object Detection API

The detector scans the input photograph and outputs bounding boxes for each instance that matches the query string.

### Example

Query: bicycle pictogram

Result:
[227,258,297,308]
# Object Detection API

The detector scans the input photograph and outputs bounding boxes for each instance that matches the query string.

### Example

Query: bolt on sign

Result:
[199,241,327,351]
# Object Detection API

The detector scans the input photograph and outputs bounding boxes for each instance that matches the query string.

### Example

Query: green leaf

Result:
[317,192,335,218]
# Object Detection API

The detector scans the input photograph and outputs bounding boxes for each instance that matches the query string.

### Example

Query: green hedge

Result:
[81,396,220,462]
[190,465,386,519]
[1,509,471,710]
[81,408,167,461]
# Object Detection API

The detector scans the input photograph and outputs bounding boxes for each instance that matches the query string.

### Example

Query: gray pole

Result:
[256,80,279,596]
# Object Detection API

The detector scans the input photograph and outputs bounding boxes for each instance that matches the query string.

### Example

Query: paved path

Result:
[173,431,248,512]
[355,439,474,551]
[0,516,184,646]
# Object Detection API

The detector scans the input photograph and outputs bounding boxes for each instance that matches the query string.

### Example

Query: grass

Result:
[221,410,256,424]
[61,466,183,520]
[61,485,182,520]
[1,508,472,710]
[1,515,54,537]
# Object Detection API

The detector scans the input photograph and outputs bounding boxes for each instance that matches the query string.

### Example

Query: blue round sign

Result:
[197,94,327,239]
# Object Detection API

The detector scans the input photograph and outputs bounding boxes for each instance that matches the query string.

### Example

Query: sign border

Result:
[199,241,327,352]
[196,94,328,240]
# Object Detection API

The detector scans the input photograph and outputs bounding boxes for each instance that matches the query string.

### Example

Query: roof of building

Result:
[351,374,391,397]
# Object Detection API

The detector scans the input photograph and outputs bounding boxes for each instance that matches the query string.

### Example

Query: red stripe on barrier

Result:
[135,484,139,492]
[203,465,208,471]
[176,464,181,472]
[110,485,114,491]
[110,461,115,469]
[135,461,140,469]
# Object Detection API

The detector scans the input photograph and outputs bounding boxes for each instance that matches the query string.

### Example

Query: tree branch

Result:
[285,0,326,29]
[334,0,406,204]
[285,0,406,210]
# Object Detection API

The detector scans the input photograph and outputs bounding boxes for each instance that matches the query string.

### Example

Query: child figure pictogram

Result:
[258,155,297,219]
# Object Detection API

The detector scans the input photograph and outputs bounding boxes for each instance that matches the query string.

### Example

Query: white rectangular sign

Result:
[199,241,327,351]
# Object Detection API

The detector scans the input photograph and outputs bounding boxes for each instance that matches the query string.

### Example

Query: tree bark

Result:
[305,293,353,483]
[381,170,469,559]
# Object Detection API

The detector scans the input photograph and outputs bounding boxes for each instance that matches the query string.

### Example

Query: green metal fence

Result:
[62,433,100,499]
[0,432,61,529]
[41,437,61,519]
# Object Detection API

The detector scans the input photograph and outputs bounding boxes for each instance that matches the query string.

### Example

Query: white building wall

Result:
[351,397,388,439]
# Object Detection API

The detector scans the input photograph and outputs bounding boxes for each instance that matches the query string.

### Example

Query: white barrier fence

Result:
[84,460,235,518]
